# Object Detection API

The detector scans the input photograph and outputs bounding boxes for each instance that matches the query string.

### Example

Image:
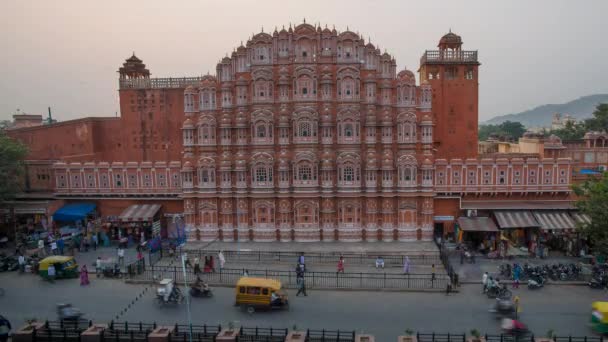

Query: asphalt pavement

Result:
[0,269,605,341]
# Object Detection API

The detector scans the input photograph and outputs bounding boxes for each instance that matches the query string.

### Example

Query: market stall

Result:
[533,211,577,256]
[456,216,498,253]
[493,210,540,257]
[111,204,162,247]
[52,202,97,242]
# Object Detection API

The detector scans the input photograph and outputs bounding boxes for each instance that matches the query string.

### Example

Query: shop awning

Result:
[533,211,576,230]
[494,211,540,229]
[53,203,96,222]
[119,204,161,223]
[571,212,592,225]
[457,217,498,232]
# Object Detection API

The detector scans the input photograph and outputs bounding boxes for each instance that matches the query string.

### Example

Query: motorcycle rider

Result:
[192,276,210,296]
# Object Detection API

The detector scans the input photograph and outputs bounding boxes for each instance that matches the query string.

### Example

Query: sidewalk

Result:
[183,240,440,254]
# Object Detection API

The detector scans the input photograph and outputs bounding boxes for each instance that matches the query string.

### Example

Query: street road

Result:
[0,271,604,341]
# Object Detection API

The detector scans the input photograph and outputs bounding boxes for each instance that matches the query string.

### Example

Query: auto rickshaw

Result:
[235,277,289,312]
[591,301,608,334]
[38,256,79,280]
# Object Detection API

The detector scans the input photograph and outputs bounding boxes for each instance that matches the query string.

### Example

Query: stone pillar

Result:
[148,326,175,342]
[81,324,108,342]
[11,322,46,342]
[285,330,307,342]
[216,328,239,342]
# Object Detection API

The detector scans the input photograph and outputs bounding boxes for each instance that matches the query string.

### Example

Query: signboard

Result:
[434,216,454,221]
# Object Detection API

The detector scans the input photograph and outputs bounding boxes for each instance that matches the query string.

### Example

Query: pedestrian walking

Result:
[460,249,465,265]
[17,253,25,273]
[38,239,45,256]
[80,265,90,286]
[210,255,215,272]
[298,253,305,266]
[296,264,304,284]
[513,264,520,289]
[50,240,58,255]
[403,256,410,274]
[296,279,308,296]
[0,315,11,342]
[96,257,102,277]
[57,237,64,255]
[243,269,249,277]
[337,255,345,273]
[84,236,90,252]
[218,250,225,270]
[194,257,201,274]
[482,272,488,293]
[137,249,143,261]
[431,264,436,283]
[117,247,125,266]
[92,233,98,251]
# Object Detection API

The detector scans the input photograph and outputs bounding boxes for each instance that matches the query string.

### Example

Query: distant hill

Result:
[483,94,608,127]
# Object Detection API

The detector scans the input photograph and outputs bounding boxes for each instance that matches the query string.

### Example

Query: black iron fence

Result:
[306,329,356,342]
[239,327,289,342]
[125,258,146,276]
[169,324,221,342]
[417,332,466,342]
[31,320,92,342]
[137,265,450,290]
[439,245,457,287]
[156,248,441,267]
[101,321,156,341]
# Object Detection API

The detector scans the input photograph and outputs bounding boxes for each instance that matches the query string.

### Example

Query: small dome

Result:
[438,31,462,47]
[182,118,194,129]
[182,161,193,170]
[220,113,231,126]
[220,152,232,168]
[397,69,415,83]
[184,85,197,93]
[421,114,433,124]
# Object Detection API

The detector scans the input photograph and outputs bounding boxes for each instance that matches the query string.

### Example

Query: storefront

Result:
[1,201,54,244]
[52,202,98,236]
[533,211,578,255]
[107,204,162,244]
[456,216,498,253]
[493,210,540,257]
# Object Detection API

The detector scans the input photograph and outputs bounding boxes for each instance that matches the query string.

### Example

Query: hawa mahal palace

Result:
[7,22,573,242]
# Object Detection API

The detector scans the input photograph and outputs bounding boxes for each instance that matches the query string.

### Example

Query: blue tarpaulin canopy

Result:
[53,203,96,222]
[579,169,601,175]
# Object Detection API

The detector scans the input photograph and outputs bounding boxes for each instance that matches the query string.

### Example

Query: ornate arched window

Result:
[199,87,216,110]
[294,67,317,99]
[251,152,273,188]
[292,109,318,143]
[337,67,360,100]
[198,115,216,146]
[197,158,216,188]
[397,111,417,143]
[337,109,360,143]
[252,69,273,102]
[184,87,197,113]
[294,200,319,227]
[397,155,417,187]
[337,152,361,187]
[293,152,318,186]
[251,109,273,145]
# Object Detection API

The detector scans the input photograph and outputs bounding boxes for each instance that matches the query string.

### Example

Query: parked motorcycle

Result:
[527,272,545,289]
[589,273,607,289]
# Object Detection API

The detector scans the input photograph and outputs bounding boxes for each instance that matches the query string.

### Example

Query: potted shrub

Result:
[467,329,484,342]
[216,321,239,342]
[398,329,417,342]
[286,325,306,342]
[535,329,556,342]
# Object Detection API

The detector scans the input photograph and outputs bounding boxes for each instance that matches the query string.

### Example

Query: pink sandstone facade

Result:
[7,22,573,242]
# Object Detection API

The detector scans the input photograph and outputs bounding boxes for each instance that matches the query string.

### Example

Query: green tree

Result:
[549,120,586,140]
[0,132,28,202]
[584,103,608,132]
[499,121,526,140]
[574,172,608,255]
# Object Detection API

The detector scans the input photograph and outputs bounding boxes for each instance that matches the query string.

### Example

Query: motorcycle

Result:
[501,318,529,337]
[589,273,607,289]
[489,298,516,319]
[56,303,84,321]
[487,285,512,299]
[527,272,545,289]
[189,283,213,298]
[156,279,183,305]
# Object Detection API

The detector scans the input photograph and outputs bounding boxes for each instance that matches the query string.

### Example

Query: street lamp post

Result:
[181,253,193,342]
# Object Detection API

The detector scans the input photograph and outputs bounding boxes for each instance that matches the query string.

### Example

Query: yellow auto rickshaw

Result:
[38,256,79,280]
[235,277,289,312]
[591,301,608,334]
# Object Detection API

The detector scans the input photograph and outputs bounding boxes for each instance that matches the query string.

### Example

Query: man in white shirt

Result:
[482,272,489,293]
[375,256,385,269]
[96,257,102,276]
[117,248,125,266]
[38,239,45,256]
[51,241,58,255]
[18,254,25,273]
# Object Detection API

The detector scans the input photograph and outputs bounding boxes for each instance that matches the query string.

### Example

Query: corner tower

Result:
[419,31,480,159]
